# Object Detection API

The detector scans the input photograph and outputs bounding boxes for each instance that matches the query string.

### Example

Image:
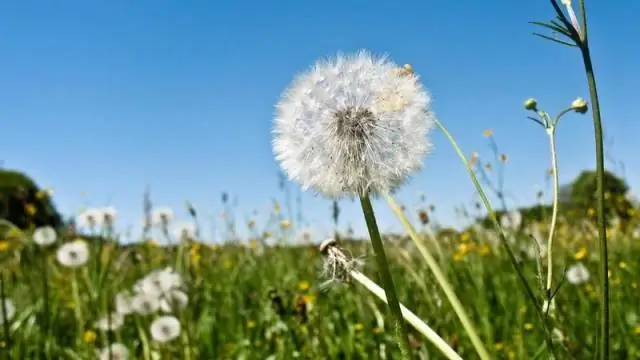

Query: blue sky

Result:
[1,1,638,241]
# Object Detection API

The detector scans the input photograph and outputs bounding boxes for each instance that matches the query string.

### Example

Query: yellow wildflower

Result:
[24,204,37,216]
[298,280,310,291]
[574,247,587,260]
[0,241,9,252]
[634,326,640,335]
[247,320,256,329]
[524,323,534,331]
[494,343,505,351]
[460,231,470,242]
[280,219,291,230]
[354,323,364,331]
[83,330,97,344]
[478,244,490,256]
[223,260,232,269]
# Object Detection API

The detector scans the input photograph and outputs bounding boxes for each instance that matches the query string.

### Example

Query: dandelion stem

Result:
[576,1,609,358]
[359,194,413,358]
[384,192,491,360]
[70,270,84,343]
[349,270,463,360]
[545,127,560,293]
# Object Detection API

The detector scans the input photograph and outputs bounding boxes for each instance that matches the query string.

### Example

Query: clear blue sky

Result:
[1,1,638,241]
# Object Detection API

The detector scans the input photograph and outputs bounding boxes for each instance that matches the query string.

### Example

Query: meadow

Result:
[1,1,637,359]
[1,193,639,359]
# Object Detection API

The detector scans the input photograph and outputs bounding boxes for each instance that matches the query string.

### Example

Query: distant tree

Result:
[0,169,63,230]
[568,170,634,227]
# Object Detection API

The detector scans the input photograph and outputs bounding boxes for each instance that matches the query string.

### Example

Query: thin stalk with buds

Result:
[532,1,609,357]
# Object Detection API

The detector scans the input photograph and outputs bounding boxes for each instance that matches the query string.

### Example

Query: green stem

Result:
[384,192,491,360]
[433,117,557,357]
[359,194,413,358]
[577,2,609,357]
[70,271,84,343]
[545,127,560,293]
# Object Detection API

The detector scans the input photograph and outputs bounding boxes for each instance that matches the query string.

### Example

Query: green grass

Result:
[1,216,639,359]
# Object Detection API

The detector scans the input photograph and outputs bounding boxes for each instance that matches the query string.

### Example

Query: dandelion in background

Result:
[151,207,174,227]
[33,226,57,246]
[56,240,90,268]
[0,297,15,325]
[95,312,125,331]
[500,210,522,231]
[115,291,135,315]
[97,343,129,360]
[130,292,161,316]
[101,206,118,228]
[150,315,181,343]
[566,263,590,285]
[272,50,434,198]
[171,221,196,241]
[135,267,183,297]
[77,208,104,230]
[159,290,189,313]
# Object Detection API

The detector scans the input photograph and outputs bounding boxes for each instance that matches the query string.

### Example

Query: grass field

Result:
[1,206,639,359]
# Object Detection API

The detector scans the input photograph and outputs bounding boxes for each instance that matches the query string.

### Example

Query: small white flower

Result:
[150,315,181,343]
[500,210,522,230]
[130,293,160,316]
[566,263,590,285]
[33,226,57,246]
[272,50,434,197]
[135,268,183,297]
[77,208,104,229]
[0,298,15,325]
[101,206,118,226]
[95,312,125,331]
[160,290,189,313]
[115,291,135,315]
[56,240,90,268]
[171,221,196,240]
[97,343,129,360]
[151,207,174,227]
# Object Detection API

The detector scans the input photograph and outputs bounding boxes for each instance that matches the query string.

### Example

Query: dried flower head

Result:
[273,50,434,197]
[319,238,363,288]
[97,343,129,360]
[33,226,57,246]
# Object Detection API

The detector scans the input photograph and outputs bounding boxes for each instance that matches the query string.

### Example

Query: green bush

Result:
[0,169,63,230]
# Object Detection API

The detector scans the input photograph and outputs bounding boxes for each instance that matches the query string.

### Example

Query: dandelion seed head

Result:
[33,226,57,246]
[95,312,125,331]
[130,292,161,315]
[150,315,181,343]
[97,343,129,360]
[273,50,435,197]
[566,262,590,285]
[56,240,90,268]
[159,290,189,313]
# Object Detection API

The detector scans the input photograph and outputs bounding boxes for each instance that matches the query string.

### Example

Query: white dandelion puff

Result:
[101,206,118,226]
[56,240,90,268]
[95,312,125,331]
[115,291,135,315]
[33,226,57,246]
[566,262,590,285]
[500,210,522,231]
[77,208,104,229]
[0,298,15,325]
[135,268,183,297]
[150,315,181,343]
[171,221,196,241]
[272,50,435,197]
[159,290,189,313]
[97,343,129,360]
[130,293,161,316]
[151,207,174,227]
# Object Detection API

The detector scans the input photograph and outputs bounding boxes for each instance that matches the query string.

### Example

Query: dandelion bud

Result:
[571,97,588,114]
[523,98,538,111]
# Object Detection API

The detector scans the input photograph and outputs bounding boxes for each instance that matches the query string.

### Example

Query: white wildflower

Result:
[77,208,104,229]
[500,210,522,230]
[272,50,434,197]
[0,298,15,325]
[160,290,189,313]
[95,312,125,331]
[151,207,174,227]
[566,263,590,285]
[97,343,129,360]
[171,221,196,241]
[115,291,135,315]
[150,315,181,343]
[101,206,118,226]
[135,268,183,297]
[33,226,57,246]
[130,293,160,315]
[56,240,90,268]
